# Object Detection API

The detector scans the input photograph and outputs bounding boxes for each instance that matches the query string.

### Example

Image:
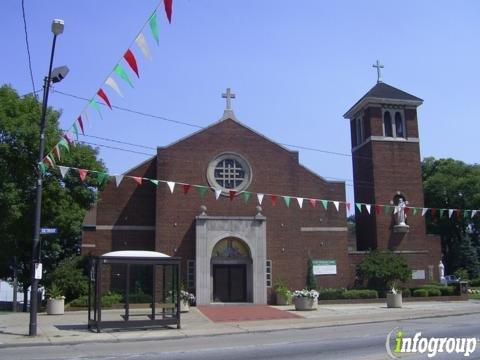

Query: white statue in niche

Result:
[396,198,407,226]
[392,194,410,233]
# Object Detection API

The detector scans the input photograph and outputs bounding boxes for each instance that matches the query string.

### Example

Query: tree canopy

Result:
[0,84,106,294]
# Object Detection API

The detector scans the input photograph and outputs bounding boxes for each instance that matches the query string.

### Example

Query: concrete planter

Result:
[294,297,318,311]
[276,293,292,305]
[46,298,64,315]
[387,293,402,308]
[180,300,190,312]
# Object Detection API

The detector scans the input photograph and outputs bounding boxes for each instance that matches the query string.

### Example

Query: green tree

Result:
[422,157,480,278]
[46,255,89,302]
[0,85,106,308]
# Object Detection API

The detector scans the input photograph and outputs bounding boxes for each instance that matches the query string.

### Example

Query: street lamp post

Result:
[29,19,66,337]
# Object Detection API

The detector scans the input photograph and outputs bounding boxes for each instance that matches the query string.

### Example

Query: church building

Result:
[82,73,441,304]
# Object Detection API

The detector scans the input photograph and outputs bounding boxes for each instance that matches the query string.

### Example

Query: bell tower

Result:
[344,65,431,252]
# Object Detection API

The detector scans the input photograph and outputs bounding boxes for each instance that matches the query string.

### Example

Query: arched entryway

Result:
[211,237,252,302]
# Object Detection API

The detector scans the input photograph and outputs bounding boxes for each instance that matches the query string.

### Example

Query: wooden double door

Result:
[213,264,247,302]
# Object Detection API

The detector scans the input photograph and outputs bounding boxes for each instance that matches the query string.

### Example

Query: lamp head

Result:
[51,19,64,35]
[51,66,69,84]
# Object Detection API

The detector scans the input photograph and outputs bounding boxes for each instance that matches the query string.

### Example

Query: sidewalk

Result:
[1,300,479,348]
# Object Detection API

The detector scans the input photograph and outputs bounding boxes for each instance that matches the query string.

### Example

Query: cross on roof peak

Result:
[372,60,384,83]
[222,88,236,110]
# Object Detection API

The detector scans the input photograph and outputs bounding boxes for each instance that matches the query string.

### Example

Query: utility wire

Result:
[21,0,37,99]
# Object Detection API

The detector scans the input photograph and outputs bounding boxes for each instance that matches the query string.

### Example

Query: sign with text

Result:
[40,228,58,235]
[412,269,426,280]
[313,260,337,275]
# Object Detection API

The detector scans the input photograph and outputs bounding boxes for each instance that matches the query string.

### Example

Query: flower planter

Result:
[276,293,292,305]
[180,299,190,312]
[294,297,318,311]
[386,293,402,308]
[46,298,64,315]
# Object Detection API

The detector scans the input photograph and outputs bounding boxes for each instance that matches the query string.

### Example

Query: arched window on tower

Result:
[383,111,393,137]
[395,112,404,138]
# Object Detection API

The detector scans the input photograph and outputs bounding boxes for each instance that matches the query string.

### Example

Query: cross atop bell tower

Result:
[222,88,236,110]
[372,60,384,83]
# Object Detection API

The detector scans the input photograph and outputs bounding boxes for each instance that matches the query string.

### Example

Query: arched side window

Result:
[383,111,393,137]
[395,112,404,138]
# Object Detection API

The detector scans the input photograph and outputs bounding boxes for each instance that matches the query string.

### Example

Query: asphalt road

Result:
[1,314,479,360]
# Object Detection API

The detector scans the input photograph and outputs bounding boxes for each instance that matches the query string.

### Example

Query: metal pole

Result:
[29,34,58,337]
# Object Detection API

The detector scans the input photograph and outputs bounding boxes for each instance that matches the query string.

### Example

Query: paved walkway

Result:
[0,300,479,348]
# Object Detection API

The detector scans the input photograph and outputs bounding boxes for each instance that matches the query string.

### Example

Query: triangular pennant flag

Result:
[167,181,175,194]
[439,209,445,217]
[243,191,251,203]
[296,197,304,209]
[38,162,47,174]
[72,123,79,140]
[309,199,317,208]
[97,89,112,109]
[149,11,159,45]
[333,201,340,212]
[215,188,222,200]
[58,165,69,178]
[164,0,173,23]
[150,179,159,186]
[114,64,134,88]
[431,208,437,217]
[78,169,88,182]
[58,138,69,152]
[456,210,462,220]
[365,204,371,214]
[283,196,291,208]
[375,205,381,215]
[270,195,277,206]
[132,176,142,185]
[63,133,73,145]
[135,32,152,60]
[321,200,328,210]
[115,175,124,187]
[124,49,139,78]
[105,76,124,97]
[412,207,418,216]
[257,193,264,205]
[53,145,61,161]
[448,209,454,218]
[421,208,429,217]
[346,202,351,212]
[404,207,410,216]
[229,190,236,201]
[195,185,208,198]
[89,99,103,119]
[355,203,362,212]
[77,116,85,135]
[96,172,109,186]
[472,210,478,219]
[182,184,191,194]
[44,154,55,168]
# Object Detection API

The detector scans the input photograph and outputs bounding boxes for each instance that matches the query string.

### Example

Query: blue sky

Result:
[2,0,480,203]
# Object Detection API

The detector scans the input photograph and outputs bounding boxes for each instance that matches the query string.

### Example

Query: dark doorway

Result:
[213,265,246,302]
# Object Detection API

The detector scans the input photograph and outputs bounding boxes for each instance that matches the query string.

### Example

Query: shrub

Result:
[343,289,378,299]
[454,268,469,281]
[413,289,428,297]
[129,292,153,304]
[428,288,441,296]
[469,278,480,287]
[45,256,89,302]
[101,292,123,307]
[318,288,346,300]
[69,295,88,307]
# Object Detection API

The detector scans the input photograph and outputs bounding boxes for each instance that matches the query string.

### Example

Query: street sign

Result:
[40,228,58,235]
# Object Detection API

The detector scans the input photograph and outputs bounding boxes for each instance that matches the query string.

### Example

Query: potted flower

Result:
[180,290,195,312]
[386,284,402,308]
[292,289,319,311]
[46,283,65,315]
[274,280,292,305]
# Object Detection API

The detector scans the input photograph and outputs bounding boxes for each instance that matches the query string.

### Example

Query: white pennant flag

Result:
[215,189,222,200]
[135,32,152,60]
[448,209,454,218]
[422,208,428,217]
[115,175,124,187]
[365,204,371,214]
[106,76,124,98]
[167,181,175,194]
[333,201,340,211]
[472,210,478,218]
[58,165,69,178]
[296,197,303,209]
[257,193,264,205]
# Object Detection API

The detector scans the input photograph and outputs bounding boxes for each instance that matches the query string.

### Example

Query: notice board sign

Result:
[313,260,337,275]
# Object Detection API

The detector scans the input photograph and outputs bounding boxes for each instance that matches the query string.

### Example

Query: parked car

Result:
[444,275,460,285]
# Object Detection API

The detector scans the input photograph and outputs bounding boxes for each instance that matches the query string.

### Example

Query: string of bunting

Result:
[39,0,174,174]
[52,164,480,220]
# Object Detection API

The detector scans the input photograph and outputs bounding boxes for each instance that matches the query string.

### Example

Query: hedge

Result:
[342,289,378,299]
[413,289,428,297]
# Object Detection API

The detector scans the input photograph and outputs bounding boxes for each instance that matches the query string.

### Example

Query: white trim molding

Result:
[301,227,348,232]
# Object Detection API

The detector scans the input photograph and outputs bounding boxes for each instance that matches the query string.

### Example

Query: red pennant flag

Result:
[182,184,191,194]
[229,190,236,201]
[271,195,278,206]
[79,169,88,182]
[164,0,173,23]
[97,89,112,109]
[431,208,437,217]
[124,49,139,78]
[43,156,54,168]
[404,207,410,215]
[63,133,72,145]
[309,199,317,208]
[346,202,351,212]
[132,176,142,185]
[375,205,381,215]
[456,210,462,220]
[77,116,85,135]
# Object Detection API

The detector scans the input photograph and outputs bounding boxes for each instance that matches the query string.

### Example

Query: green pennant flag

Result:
[72,123,79,140]
[283,196,291,208]
[439,209,446,217]
[412,207,418,216]
[195,185,208,198]
[38,162,47,174]
[243,191,251,203]
[321,200,329,210]
[96,172,109,186]
[149,11,159,45]
[114,64,134,88]
[383,205,392,214]
[89,99,103,119]
[464,210,470,219]
[150,179,159,186]
[48,153,56,166]
[58,138,69,152]
[355,203,362,212]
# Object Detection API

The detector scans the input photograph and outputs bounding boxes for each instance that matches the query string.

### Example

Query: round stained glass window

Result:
[206,153,252,195]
